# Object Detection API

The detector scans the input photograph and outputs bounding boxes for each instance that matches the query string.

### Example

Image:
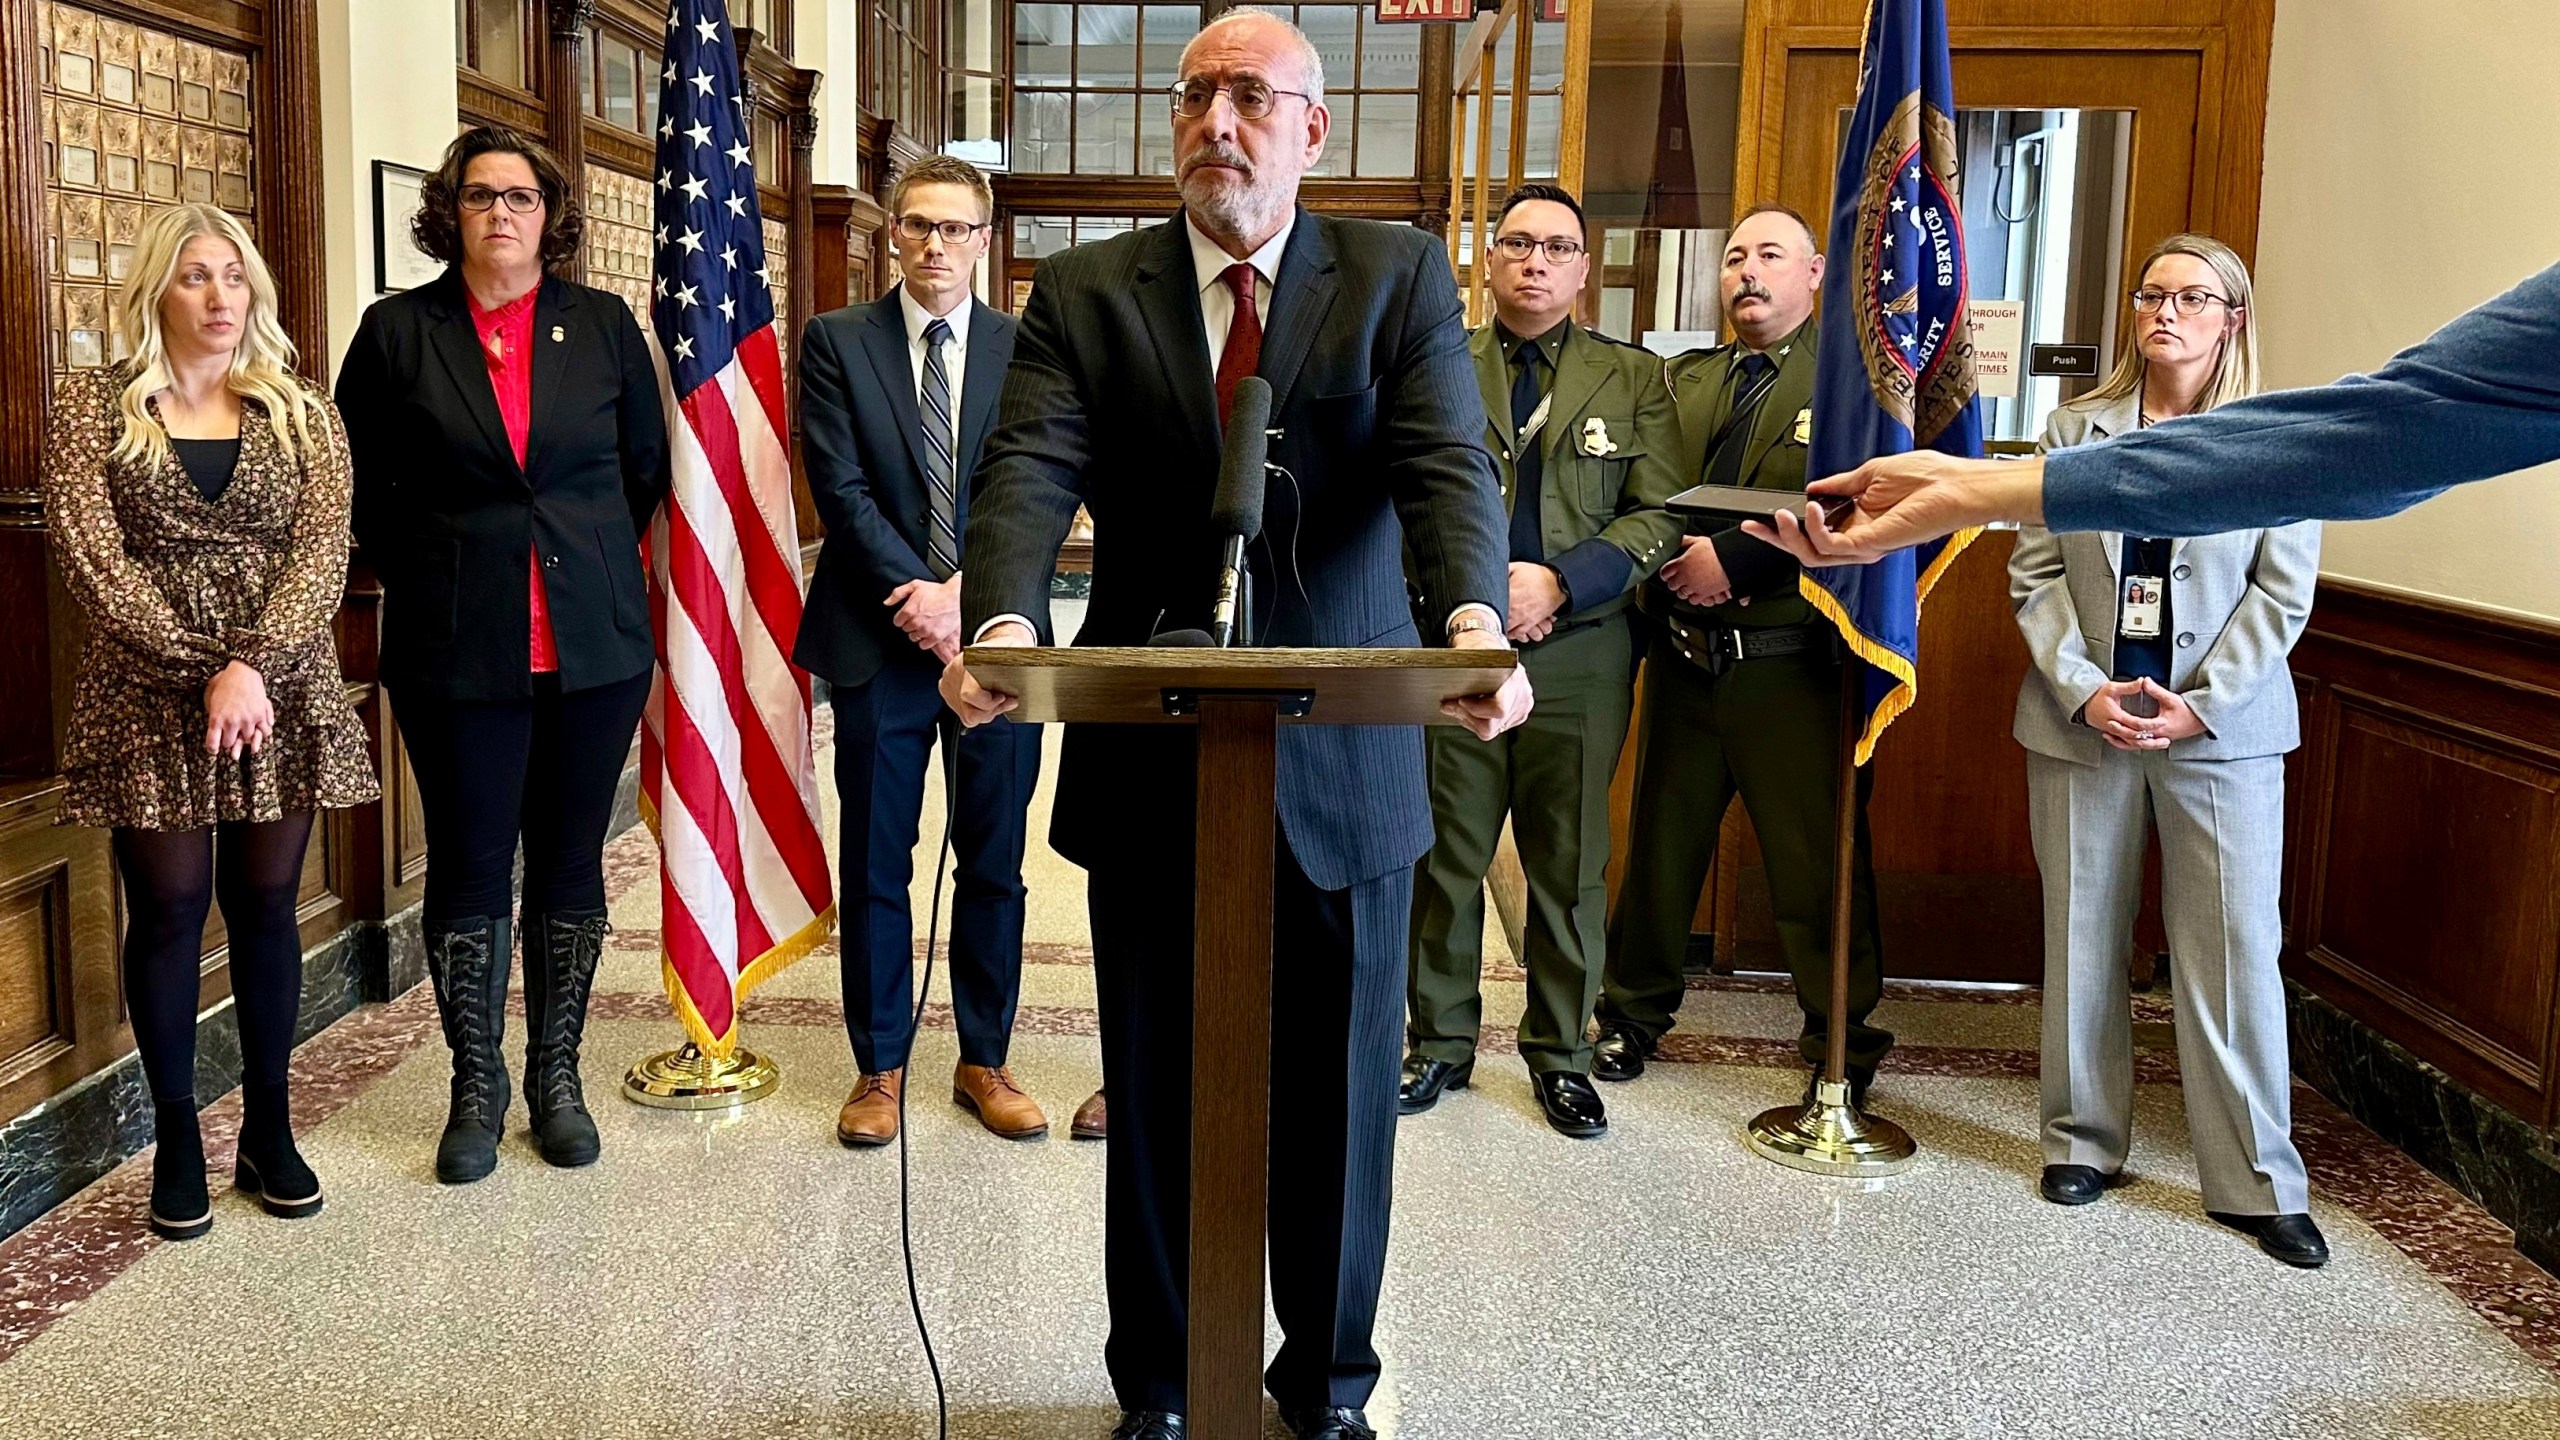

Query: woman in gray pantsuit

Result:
[2009,234,2328,1268]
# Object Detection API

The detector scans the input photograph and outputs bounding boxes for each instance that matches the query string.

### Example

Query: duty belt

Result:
[1662,616,1834,675]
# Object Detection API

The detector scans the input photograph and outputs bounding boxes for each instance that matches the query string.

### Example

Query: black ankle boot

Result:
[524,909,606,1168]
[425,915,512,1184]
[148,1101,212,1241]
[234,1080,323,1218]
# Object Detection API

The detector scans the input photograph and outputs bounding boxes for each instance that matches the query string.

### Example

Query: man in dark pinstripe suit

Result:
[939,12,1526,1437]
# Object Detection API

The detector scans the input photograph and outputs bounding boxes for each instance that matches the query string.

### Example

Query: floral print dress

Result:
[40,364,380,830]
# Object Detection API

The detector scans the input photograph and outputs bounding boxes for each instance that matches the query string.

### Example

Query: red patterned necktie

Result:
[1214,261,1263,429]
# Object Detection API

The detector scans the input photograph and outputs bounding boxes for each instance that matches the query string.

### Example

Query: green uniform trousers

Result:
[1600,629,1894,1072]
[1407,616,1635,1075]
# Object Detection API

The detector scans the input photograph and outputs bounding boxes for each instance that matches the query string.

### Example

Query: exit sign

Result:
[1375,0,1474,20]
[1374,0,1562,22]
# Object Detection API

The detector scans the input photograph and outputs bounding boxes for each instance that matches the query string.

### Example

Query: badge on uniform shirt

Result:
[2119,573,2166,639]
[1792,407,1812,445]
[551,325,566,343]
[1579,416,1619,457]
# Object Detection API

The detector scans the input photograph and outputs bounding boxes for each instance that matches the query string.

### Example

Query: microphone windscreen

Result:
[1212,377,1273,540]
[1148,628,1217,648]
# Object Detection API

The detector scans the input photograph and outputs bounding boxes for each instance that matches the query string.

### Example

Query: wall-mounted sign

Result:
[2029,342,2103,378]
[1376,0,1559,23]
[1967,299,2024,399]
[1375,0,1476,21]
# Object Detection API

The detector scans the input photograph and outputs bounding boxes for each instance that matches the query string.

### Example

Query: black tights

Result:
[112,813,316,1109]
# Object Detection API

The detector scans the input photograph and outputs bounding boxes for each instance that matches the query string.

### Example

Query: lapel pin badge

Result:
[1792,407,1812,445]
[551,325,566,343]
[1579,416,1618,458]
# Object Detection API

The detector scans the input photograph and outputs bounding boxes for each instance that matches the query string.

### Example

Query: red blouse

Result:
[467,287,560,674]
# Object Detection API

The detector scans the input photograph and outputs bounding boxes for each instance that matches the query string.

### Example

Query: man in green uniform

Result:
[1592,202,1893,1104]
[1401,184,1684,1138]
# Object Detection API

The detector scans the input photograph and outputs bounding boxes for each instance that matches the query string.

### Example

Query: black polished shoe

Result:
[2039,1164,2122,1206]
[1281,1406,1377,1440]
[2209,1210,2331,1269]
[1108,1411,1186,1439]
[1532,1070,1608,1138]
[1396,1052,1472,1116]
[1800,1065,1875,1112]
[1591,1023,1652,1083]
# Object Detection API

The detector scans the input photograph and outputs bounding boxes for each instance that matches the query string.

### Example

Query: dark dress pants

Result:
[1601,635,1893,1071]
[831,662,1043,1074]
[398,671,653,922]
[1087,834,1406,1416]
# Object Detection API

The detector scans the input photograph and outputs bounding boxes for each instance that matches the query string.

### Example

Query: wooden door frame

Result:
[1733,3,2274,262]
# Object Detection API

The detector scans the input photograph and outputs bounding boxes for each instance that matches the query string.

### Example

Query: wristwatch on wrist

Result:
[1446,612,1504,644]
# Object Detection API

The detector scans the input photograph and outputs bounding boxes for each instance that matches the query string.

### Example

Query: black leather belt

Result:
[1662,616,1834,674]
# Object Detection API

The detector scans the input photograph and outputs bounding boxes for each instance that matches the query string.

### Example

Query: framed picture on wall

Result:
[373,159,440,294]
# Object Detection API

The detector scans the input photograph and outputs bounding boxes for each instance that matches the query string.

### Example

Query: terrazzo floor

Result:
[4,603,2559,1438]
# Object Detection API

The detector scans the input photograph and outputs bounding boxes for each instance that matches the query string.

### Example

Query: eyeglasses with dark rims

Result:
[459,185,544,215]
[895,216,992,245]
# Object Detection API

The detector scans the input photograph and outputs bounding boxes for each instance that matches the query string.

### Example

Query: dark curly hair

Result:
[412,125,585,272]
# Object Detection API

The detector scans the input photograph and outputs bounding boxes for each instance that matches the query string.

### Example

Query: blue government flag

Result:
[1800,0,1984,763]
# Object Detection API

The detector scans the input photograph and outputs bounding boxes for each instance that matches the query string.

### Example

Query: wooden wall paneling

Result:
[2,0,64,781]
[2282,582,2560,1128]
[810,184,854,313]
[0,781,119,1130]
[459,72,545,133]
[249,0,323,373]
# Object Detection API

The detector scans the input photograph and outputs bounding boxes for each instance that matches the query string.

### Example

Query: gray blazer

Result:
[2008,390,2323,765]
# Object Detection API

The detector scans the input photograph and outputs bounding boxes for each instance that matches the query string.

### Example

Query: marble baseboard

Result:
[2289,981,2560,1272]
[362,903,427,1003]
[0,918,377,1245]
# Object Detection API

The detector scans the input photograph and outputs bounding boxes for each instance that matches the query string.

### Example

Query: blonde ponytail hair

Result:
[109,204,320,468]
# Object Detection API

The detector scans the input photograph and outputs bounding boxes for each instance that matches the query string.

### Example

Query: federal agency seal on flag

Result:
[1851,91,1975,446]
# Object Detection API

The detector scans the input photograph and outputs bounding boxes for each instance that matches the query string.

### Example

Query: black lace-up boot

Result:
[425,915,512,1184]
[523,909,607,1168]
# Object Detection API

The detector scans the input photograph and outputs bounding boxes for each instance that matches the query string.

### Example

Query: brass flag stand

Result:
[624,1040,781,1109]
[1745,662,1918,1175]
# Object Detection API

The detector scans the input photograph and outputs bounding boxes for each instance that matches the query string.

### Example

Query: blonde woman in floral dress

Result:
[41,203,377,1240]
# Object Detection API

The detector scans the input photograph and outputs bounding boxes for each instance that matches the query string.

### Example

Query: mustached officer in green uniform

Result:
[1592,202,1894,1104]
[1401,185,1683,1138]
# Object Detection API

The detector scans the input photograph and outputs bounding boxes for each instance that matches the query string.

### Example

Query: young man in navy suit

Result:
[793,155,1050,1147]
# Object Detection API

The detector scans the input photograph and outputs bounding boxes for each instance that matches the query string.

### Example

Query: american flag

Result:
[637,0,834,1056]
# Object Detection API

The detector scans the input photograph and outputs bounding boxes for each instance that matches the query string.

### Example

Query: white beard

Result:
[1181,169,1292,246]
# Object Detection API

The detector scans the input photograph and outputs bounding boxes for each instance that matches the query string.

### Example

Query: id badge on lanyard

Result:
[2119,573,2166,639]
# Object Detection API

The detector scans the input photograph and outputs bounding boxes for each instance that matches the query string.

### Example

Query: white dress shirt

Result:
[1186,213,1289,366]
[973,217,1500,644]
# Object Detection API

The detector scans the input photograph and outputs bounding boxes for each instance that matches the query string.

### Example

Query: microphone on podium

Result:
[1208,377,1273,648]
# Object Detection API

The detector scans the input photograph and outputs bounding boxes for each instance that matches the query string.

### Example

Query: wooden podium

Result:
[966,645,1518,1440]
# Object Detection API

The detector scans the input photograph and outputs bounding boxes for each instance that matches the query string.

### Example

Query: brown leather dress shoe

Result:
[1070,1087,1107,1141]
[837,1069,903,1147]
[954,1063,1049,1139]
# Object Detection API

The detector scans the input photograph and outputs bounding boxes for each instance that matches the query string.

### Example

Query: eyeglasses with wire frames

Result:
[459,185,544,215]
[895,216,993,245]
[1168,76,1316,121]
[2129,287,2237,316]
[1490,234,1587,265]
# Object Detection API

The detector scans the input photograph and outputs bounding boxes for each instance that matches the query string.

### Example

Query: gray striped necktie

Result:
[920,316,959,579]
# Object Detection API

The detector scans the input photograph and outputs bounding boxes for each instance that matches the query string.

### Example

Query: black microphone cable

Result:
[895,710,963,1440]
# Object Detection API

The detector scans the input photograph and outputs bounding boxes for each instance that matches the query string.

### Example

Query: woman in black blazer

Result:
[337,126,667,1185]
